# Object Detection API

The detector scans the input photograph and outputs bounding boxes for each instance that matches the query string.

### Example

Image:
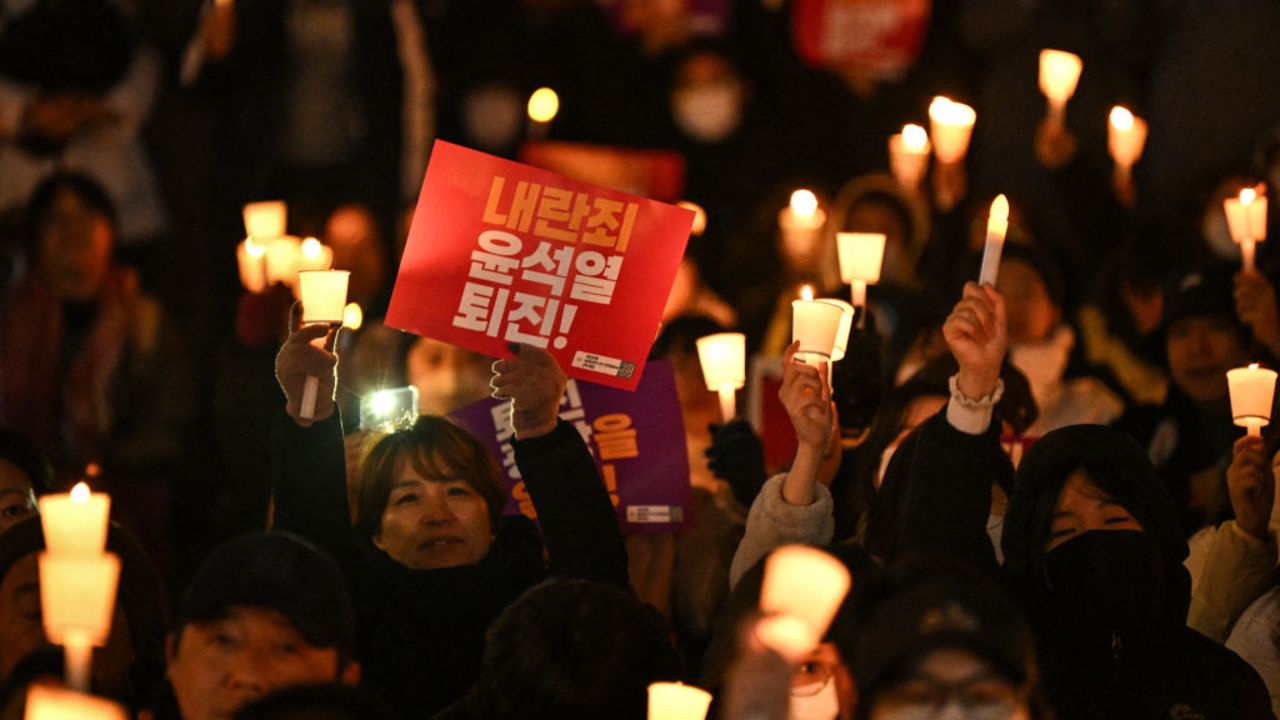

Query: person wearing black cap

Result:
[852,563,1046,720]
[164,532,358,720]
[271,323,627,717]
[884,281,1274,718]
[1116,267,1257,533]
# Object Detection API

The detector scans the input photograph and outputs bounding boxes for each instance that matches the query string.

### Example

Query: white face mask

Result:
[789,680,839,720]
[672,83,742,143]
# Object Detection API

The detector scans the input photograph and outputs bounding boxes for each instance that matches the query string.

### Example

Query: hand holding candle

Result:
[297,271,350,420]
[978,195,1010,286]
[1225,185,1269,272]
[1108,106,1147,205]
[1228,364,1278,437]
[929,97,976,210]
[695,333,746,422]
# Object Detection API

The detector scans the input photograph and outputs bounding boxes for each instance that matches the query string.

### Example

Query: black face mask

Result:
[1040,530,1165,652]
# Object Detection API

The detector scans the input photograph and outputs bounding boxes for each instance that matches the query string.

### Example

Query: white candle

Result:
[1228,364,1278,437]
[242,201,287,242]
[647,682,713,720]
[778,190,826,263]
[695,332,746,422]
[1108,106,1147,170]
[39,552,121,691]
[1225,186,1269,272]
[888,123,931,190]
[235,238,268,294]
[38,483,109,558]
[754,614,815,663]
[978,195,1010,286]
[297,271,350,420]
[836,232,886,310]
[24,685,127,720]
[1039,49,1083,125]
[759,545,851,657]
[928,96,976,165]
[818,299,854,363]
[791,286,844,365]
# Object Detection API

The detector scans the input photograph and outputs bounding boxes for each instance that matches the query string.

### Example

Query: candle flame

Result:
[1242,188,1257,206]
[789,190,818,218]
[801,284,814,301]
[1251,363,1261,370]
[301,237,323,259]
[245,238,266,257]
[1109,106,1134,131]
[70,482,90,503]
[991,194,1009,222]
[902,123,928,151]
[929,96,976,126]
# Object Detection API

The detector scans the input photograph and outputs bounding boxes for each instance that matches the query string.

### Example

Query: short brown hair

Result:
[355,416,506,539]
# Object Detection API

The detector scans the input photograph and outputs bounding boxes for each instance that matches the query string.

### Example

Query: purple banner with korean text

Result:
[449,361,690,533]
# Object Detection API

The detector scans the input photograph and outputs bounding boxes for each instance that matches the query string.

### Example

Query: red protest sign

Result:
[387,140,695,390]
[791,0,930,78]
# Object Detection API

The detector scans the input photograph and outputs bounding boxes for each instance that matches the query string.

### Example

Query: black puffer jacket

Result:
[892,414,1274,719]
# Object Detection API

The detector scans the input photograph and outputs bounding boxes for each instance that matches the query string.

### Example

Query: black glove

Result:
[705,419,768,508]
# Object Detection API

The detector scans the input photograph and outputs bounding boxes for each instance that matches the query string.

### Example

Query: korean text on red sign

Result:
[387,140,695,390]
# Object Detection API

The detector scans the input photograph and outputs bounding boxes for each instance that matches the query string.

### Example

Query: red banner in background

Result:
[791,0,930,78]
[387,141,695,391]
[519,142,686,203]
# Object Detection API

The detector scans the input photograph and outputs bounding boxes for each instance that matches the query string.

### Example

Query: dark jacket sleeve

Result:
[271,411,356,560]
[886,410,1011,573]
[514,419,628,587]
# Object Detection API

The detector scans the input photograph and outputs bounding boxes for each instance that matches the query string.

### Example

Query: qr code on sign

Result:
[617,361,636,379]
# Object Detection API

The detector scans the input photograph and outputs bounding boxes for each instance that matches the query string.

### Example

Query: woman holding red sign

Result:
[271,328,631,717]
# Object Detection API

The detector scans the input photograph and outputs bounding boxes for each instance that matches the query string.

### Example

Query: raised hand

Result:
[1228,435,1276,541]
[275,317,339,427]
[943,282,1007,400]
[490,344,567,440]
[779,341,833,452]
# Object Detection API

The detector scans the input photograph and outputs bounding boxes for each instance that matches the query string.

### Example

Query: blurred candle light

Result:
[695,332,746,422]
[235,237,268,294]
[39,552,121,691]
[777,190,826,270]
[791,285,844,365]
[527,87,560,124]
[760,545,851,657]
[1225,185,1269,272]
[978,195,1010,286]
[647,682,713,720]
[677,201,707,237]
[24,685,127,720]
[754,614,815,663]
[1108,106,1147,169]
[295,237,334,274]
[38,482,109,558]
[342,302,363,331]
[836,232,886,310]
[928,97,976,165]
[888,123,931,190]
[297,271,350,420]
[1038,49,1083,125]
[1228,363,1278,437]
[265,236,302,288]
[242,201,286,242]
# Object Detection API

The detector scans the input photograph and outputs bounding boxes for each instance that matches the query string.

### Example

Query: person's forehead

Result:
[1054,471,1118,511]
[0,460,33,495]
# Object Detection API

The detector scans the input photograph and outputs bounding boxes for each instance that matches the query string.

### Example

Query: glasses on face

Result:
[790,659,835,697]
[875,674,1023,720]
